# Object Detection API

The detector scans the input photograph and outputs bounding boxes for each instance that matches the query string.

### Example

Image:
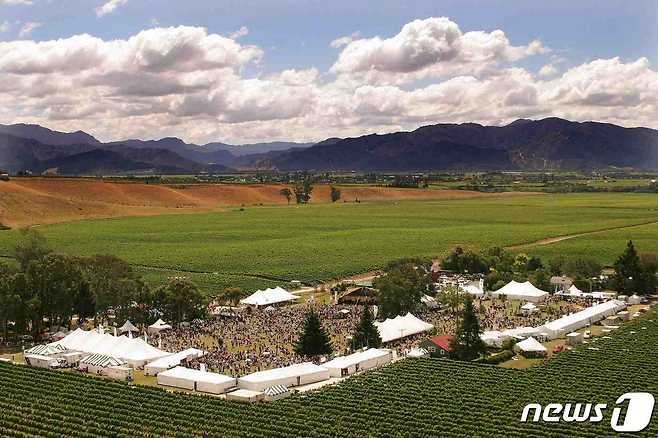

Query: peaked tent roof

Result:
[521,302,537,311]
[148,319,172,331]
[515,337,547,353]
[374,313,434,343]
[240,287,300,307]
[491,281,548,300]
[119,320,138,333]
[25,343,68,356]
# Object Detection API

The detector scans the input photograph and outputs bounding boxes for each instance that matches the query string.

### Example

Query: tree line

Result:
[0,229,206,341]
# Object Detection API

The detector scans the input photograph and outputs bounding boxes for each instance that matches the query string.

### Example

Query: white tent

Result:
[628,294,642,305]
[144,348,205,376]
[491,281,548,303]
[238,362,329,391]
[80,353,126,374]
[157,366,236,394]
[460,279,485,298]
[323,349,392,378]
[148,319,172,334]
[514,337,547,355]
[538,300,626,339]
[481,331,510,348]
[521,302,538,314]
[502,326,539,339]
[25,344,68,356]
[240,287,300,307]
[118,320,138,334]
[407,347,429,358]
[52,328,169,368]
[374,313,434,343]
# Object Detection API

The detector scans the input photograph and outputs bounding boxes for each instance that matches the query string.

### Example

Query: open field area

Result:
[1,192,658,293]
[1,310,656,437]
[0,178,507,228]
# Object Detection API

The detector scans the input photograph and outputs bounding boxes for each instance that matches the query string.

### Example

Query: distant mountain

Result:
[271,118,658,171]
[0,123,100,146]
[208,141,315,157]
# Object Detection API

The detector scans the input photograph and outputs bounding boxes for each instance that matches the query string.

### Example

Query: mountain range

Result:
[1,118,658,175]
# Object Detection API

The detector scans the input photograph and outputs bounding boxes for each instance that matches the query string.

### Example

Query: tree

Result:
[436,285,464,313]
[441,247,488,274]
[612,241,656,295]
[449,297,486,361]
[295,309,333,357]
[374,263,428,319]
[352,306,381,349]
[293,176,313,204]
[330,186,341,203]
[13,228,51,272]
[220,287,246,306]
[279,188,292,205]
[154,278,207,324]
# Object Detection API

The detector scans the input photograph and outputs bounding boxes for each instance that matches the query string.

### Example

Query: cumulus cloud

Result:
[330,32,360,49]
[18,21,42,38]
[96,0,128,17]
[0,0,33,5]
[0,21,10,33]
[0,18,655,144]
[229,26,249,40]
[330,17,548,84]
[539,64,558,77]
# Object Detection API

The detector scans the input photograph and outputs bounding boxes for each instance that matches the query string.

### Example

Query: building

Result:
[419,335,454,358]
[550,276,573,293]
[323,349,393,378]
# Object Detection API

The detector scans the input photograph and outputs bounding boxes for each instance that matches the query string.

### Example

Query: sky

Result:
[0,0,657,144]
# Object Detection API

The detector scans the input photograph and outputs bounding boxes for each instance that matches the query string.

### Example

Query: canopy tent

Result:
[323,349,392,377]
[481,331,510,348]
[52,328,169,368]
[144,348,206,376]
[491,281,548,303]
[568,284,585,295]
[238,362,329,392]
[374,313,434,343]
[406,347,429,358]
[25,343,67,356]
[460,279,485,298]
[157,366,236,394]
[520,302,538,315]
[240,287,300,307]
[148,319,172,334]
[514,337,547,355]
[118,320,138,334]
[538,300,626,339]
[557,286,615,300]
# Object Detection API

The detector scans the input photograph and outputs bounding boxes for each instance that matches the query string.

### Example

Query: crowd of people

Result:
[152,291,594,375]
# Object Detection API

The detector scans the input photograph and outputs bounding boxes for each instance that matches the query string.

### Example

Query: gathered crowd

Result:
[151,292,593,375]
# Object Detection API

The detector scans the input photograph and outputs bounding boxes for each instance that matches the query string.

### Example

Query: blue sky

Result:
[0,1,657,143]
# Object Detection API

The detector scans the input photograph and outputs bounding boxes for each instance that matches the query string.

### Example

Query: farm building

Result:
[374,313,434,343]
[419,336,454,358]
[157,366,236,394]
[323,348,393,377]
[491,281,548,303]
[238,363,330,391]
[240,287,300,307]
[538,300,626,339]
[144,348,205,376]
[550,276,573,293]
[514,337,547,358]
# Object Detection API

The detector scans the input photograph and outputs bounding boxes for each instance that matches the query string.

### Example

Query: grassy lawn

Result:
[0,193,657,293]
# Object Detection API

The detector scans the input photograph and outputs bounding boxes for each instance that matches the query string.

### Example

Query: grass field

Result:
[1,193,658,293]
[1,311,656,437]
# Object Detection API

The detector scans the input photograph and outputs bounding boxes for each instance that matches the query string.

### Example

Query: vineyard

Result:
[1,311,657,437]
[1,193,658,293]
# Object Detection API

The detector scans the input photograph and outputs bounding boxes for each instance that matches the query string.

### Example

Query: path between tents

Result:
[504,219,658,251]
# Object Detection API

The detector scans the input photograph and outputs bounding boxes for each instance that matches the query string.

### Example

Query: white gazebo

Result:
[118,320,138,334]
[148,319,172,335]
[520,302,538,315]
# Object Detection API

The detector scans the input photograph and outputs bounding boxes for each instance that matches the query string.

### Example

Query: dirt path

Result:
[505,219,658,251]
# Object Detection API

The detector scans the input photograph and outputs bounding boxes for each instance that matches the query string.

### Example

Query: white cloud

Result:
[330,32,360,49]
[0,0,33,5]
[539,64,558,77]
[0,21,10,33]
[0,19,655,144]
[229,26,249,40]
[96,0,128,17]
[18,21,42,38]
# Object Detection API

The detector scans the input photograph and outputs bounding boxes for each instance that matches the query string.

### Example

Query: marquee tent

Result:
[514,337,547,355]
[119,320,138,334]
[25,343,67,356]
[240,287,300,307]
[238,362,330,391]
[80,354,126,374]
[481,331,509,348]
[460,279,485,298]
[52,328,169,367]
[521,303,538,315]
[491,281,548,303]
[148,319,172,334]
[323,349,393,378]
[374,313,434,343]
[157,366,236,394]
[538,300,626,339]
[144,348,205,376]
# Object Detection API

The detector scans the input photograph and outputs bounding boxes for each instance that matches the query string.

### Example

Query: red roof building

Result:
[420,335,454,357]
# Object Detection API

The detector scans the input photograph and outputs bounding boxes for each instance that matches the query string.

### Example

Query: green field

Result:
[1,311,657,437]
[1,193,658,293]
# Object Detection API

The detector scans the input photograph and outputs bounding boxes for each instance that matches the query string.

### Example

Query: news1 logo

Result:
[521,392,655,432]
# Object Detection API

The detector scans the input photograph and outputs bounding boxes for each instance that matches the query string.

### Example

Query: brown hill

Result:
[0,177,529,228]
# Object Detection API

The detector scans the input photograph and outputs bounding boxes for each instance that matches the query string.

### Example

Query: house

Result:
[419,335,453,358]
[550,276,573,293]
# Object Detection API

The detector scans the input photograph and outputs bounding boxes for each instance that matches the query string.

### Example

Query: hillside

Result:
[272,118,658,171]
